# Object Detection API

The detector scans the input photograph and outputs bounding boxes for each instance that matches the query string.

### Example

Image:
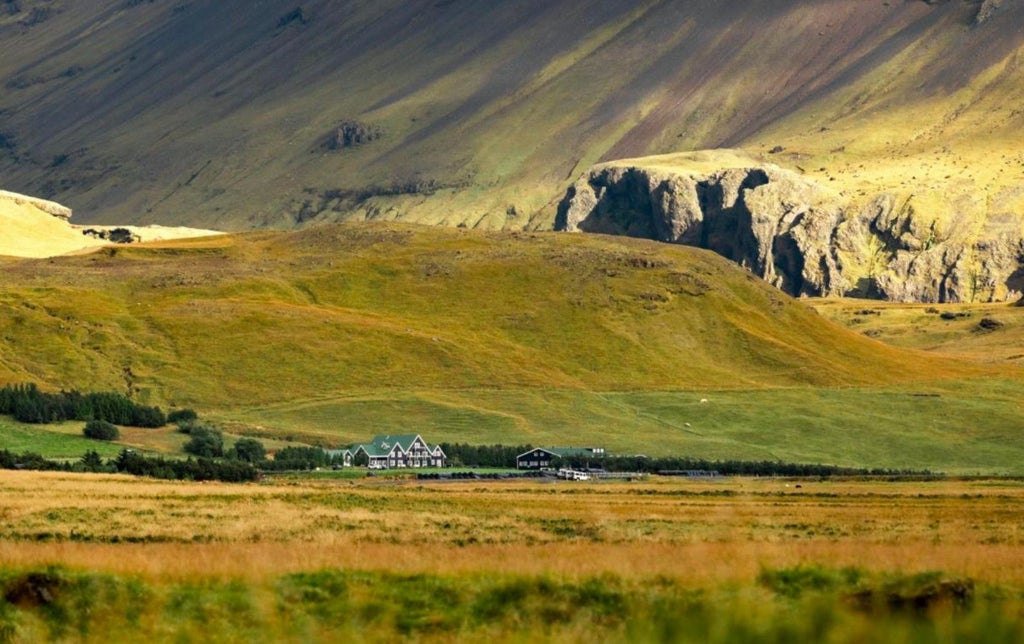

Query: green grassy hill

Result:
[1,224,1022,472]
[0,0,1021,230]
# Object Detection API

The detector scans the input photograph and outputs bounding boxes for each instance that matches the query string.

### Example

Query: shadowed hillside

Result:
[0,0,1021,230]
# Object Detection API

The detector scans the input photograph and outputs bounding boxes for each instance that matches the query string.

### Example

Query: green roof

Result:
[373,434,421,450]
[352,434,426,457]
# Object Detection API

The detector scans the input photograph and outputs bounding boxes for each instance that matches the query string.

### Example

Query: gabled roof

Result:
[345,435,450,461]
[352,443,387,457]
[371,434,423,451]
[353,434,425,457]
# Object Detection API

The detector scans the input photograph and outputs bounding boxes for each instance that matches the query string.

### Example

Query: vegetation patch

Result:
[0,448,257,482]
[82,420,118,442]
[0,566,1020,642]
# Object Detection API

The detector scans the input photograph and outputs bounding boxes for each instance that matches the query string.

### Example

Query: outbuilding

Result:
[516,446,605,470]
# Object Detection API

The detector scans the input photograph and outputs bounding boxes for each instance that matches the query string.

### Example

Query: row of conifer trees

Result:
[0,448,258,483]
[0,383,166,427]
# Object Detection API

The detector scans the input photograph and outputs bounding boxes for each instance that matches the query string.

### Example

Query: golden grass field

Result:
[1,471,1023,583]
[2,471,1024,641]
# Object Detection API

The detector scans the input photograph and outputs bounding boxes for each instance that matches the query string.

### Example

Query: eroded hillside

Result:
[0,0,1021,233]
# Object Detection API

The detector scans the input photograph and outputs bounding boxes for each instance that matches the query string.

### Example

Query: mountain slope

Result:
[0,0,1021,230]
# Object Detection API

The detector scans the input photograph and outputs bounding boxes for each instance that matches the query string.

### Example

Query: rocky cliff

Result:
[556,162,1024,303]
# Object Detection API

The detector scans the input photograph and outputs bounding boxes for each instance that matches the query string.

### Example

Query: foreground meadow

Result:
[2,471,1024,641]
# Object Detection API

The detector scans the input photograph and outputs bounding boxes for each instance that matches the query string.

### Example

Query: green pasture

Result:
[0,419,124,459]
[222,379,1024,475]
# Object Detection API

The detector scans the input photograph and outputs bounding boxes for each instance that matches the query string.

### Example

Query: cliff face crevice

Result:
[556,165,1023,303]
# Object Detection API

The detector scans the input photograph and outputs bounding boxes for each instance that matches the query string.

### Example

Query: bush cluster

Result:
[83,419,119,441]
[113,449,257,482]
[554,454,931,477]
[183,425,224,458]
[167,409,198,425]
[232,438,266,463]
[176,415,266,463]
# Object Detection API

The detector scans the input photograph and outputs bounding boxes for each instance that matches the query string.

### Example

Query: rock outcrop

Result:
[1,188,225,259]
[0,189,72,219]
[556,164,1024,303]
[321,120,382,151]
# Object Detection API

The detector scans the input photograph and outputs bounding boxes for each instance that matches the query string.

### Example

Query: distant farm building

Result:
[338,434,446,469]
[516,447,605,470]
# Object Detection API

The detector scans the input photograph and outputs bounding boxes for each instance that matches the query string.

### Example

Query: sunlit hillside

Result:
[2,223,1022,471]
[1,224,958,399]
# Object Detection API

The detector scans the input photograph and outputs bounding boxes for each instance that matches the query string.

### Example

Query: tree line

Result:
[553,454,931,477]
[439,443,533,468]
[259,446,341,471]
[414,443,933,477]
[0,448,258,483]
[0,383,165,427]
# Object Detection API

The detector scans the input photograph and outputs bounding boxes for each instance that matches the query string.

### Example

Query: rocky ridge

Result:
[556,162,1024,303]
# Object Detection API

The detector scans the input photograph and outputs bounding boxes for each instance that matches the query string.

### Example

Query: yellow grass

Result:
[2,471,1024,586]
